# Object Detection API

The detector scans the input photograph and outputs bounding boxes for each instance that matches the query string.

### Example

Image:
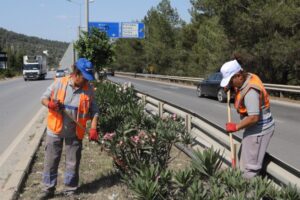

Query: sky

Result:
[0,0,192,42]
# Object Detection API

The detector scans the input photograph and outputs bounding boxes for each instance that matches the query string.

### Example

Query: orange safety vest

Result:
[234,73,270,116]
[47,76,92,140]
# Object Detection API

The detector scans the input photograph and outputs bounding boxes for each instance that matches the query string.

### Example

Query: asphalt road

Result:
[109,76,300,170]
[0,73,54,155]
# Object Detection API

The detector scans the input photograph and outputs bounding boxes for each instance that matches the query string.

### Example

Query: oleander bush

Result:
[93,81,300,199]
[94,81,192,174]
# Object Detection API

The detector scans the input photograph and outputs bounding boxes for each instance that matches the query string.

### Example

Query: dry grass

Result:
[18,135,191,200]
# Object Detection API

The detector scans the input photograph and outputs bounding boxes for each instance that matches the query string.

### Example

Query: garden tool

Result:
[227,90,237,169]
[62,109,101,145]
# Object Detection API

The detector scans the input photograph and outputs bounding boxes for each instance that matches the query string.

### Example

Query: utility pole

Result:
[85,0,89,32]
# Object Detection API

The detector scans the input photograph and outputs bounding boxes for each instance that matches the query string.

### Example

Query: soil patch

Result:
[18,135,191,200]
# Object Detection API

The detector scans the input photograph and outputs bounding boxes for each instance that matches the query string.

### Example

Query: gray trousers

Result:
[240,126,274,179]
[42,135,82,192]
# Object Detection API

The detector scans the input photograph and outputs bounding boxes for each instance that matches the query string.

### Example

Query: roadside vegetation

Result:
[111,0,300,86]
[19,81,300,199]
[0,68,19,79]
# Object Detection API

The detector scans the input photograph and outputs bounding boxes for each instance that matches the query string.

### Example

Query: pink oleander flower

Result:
[131,135,140,143]
[138,130,146,138]
[103,132,116,141]
[172,113,177,120]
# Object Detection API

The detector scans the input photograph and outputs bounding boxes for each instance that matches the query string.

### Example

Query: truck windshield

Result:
[23,64,40,70]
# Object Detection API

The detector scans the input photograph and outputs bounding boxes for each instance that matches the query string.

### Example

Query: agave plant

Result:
[249,176,275,199]
[219,168,248,194]
[186,180,208,199]
[191,147,224,179]
[279,183,300,200]
[124,165,171,200]
[172,169,194,198]
[209,183,226,200]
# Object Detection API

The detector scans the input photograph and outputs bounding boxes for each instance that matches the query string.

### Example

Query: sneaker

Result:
[37,190,55,200]
[63,190,76,196]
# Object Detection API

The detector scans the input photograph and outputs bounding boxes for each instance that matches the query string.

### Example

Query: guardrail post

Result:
[185,114,191,133]
[141,95,146,104]
[158,102,164,118]
[280,91,284,98]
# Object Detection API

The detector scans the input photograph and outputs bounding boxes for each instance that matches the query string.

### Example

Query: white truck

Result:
[23,55,47,81]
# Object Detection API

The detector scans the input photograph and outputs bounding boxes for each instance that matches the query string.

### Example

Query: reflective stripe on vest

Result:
[234,73,270,116]
[47,76,92,140]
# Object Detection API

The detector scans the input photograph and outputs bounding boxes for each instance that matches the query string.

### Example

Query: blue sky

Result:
[0,0,192,42]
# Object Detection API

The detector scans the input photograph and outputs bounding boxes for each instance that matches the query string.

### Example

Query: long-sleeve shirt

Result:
[41,78,99,138]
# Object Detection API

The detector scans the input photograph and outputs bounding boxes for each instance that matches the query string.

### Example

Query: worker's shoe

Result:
[62,186,77,196]
[38,190,55,200]
[63,190,76,196]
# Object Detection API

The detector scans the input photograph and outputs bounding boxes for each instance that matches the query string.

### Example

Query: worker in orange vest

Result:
[220,57,275,179]
[39,58,99,199]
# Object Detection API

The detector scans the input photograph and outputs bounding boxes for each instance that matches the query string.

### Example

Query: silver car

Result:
[55,69,65,78]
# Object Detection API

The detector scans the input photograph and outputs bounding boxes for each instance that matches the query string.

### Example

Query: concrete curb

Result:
[0,107,47,200]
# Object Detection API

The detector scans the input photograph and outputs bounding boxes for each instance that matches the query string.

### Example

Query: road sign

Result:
[89,22,120,38]
[121,22,145,38]
[89,22,145,39]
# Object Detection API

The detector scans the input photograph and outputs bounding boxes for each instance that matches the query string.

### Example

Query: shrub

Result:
[191,147,223,179]
[93,81,192,174]
[0,68,16,78]
[92,81,300,199]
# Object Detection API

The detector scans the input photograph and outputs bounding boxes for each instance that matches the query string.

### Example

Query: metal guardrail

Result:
[116,72,300,95]
[132,89,300,189]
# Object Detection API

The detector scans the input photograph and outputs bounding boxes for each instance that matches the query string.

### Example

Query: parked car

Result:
[197,72,233,102]
[55,69,65,78]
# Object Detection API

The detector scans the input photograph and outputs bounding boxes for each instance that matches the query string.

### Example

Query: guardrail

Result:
[129,87,299,189]
[115,72,300,96]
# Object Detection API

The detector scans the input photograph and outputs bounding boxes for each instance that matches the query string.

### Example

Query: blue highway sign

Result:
[89,22,145,39]
[89,22,120,38]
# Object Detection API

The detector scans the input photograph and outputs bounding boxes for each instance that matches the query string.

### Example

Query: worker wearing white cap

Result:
[220,58,275,179]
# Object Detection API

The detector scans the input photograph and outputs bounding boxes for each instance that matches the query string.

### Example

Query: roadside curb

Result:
[0,107,47,200]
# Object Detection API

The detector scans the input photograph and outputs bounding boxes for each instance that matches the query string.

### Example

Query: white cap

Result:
[220,59,242,87]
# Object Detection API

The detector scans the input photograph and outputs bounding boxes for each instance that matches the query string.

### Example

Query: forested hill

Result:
[0,27,68,69]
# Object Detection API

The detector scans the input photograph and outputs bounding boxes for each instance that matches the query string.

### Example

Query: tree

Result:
[112,39,146,73]
[143,0,183,74]
[189,0,300,84]
[74,28,114,74]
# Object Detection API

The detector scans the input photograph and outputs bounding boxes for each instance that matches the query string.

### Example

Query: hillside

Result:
[0,27,68,68]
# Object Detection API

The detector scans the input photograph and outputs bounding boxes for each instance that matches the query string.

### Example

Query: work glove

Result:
[89,128,99,141]
[48,100,63,111]
[226,123,238,132]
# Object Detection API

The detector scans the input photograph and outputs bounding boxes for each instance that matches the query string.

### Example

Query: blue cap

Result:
[75,58,95,81]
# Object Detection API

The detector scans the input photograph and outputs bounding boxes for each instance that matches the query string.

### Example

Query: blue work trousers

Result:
[42,134,82,192]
